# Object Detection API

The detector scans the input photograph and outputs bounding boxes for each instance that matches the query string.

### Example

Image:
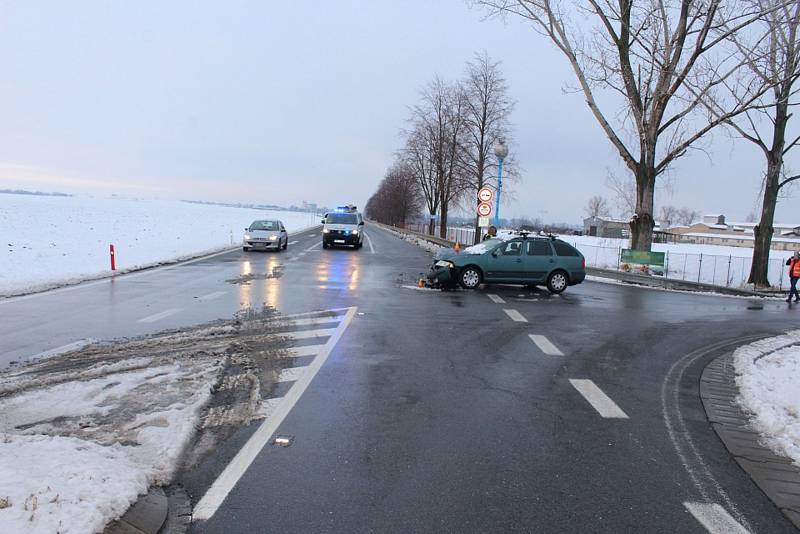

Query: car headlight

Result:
[323,229,330,234]
[435,260,454,268]
[244,234,251,239]
[353,229,359,235]
[270,235,278,241]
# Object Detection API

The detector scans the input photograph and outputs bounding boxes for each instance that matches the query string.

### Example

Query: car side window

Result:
[500,241,523,256]
[553,241,580,257]
[527,241,552,256]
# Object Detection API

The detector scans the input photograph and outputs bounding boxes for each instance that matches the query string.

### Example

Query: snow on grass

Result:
[0,194,320,297]
[0,357,221,533]
[734,331,800,466]
[380,225,444,254]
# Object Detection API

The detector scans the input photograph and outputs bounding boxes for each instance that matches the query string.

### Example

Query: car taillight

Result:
[582,256,586,269]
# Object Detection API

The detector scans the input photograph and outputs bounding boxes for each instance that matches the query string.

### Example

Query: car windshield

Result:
[249,221,279,231]
[326,213,358,224]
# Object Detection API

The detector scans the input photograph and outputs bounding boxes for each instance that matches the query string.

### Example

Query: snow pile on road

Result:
[0,194,320,297]
[734,331,800,466]
[0,358,220,533]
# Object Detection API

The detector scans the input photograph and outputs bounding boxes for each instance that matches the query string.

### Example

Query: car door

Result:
[484,239,527,281]
[526,239,555,282]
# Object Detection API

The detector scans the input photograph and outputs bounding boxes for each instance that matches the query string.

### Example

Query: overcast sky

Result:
[0,1,796,223]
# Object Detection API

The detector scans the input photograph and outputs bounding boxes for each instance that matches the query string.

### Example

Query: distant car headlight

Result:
[435,260,454,268]
[322,229,330,234]
[353,229,359,235]
[270,235,278,241]
[244,234,251,239]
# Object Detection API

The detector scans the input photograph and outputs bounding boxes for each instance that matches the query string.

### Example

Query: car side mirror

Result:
[320,219,325,224]
[491,249,500,258]
[244,227,249,231]
[359,221,364,226]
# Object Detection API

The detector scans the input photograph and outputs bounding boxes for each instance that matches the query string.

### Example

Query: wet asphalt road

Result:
[2,224,799,533]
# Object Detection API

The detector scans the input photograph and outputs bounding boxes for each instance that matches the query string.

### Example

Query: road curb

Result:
[700,353,800,529]
[105,487,168,534]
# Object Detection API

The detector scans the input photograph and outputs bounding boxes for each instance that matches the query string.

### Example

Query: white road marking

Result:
[503,309,528,322]
[569,379,629,419]
[27,339,95,361]
[193,307,357,521]
[197,291,227,301]
[281,328,337,340]
[365,233,375,253]
[684,502,749,534]
[529,334,564,356]
[277,366,308,383]
[287,241,298,245]
[289,344,326,357]
[289,317,342,327]
[487,294,506,304]
[303,242,321,253]
[136,308,183,323]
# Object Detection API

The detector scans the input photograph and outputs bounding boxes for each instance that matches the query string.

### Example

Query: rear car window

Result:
[527,240,552,256]
[249,220,278,231]
[326,213,358,224]
[553,241,580,257]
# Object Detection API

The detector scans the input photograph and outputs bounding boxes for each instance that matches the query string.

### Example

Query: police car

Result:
[321,205,364,249]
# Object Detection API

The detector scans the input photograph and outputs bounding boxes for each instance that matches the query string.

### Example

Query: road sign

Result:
[478,216,490,228]
[477,202,492,217]
[478,187,493,203]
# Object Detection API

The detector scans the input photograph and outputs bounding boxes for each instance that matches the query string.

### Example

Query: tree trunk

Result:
[473,214,481,245]
[439,204,448,239]
[428,215,435,235]
[629,166,656,251]
[748,159,780,287]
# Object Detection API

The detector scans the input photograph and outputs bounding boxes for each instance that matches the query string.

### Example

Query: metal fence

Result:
[401,223,792,291]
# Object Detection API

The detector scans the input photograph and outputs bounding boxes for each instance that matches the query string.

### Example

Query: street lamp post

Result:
[493,138,508,227]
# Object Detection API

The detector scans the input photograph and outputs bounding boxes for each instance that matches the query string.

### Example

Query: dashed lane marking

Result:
[683,502,749,534]
[277,366,308,383]
[193,307,357,522]
[529,334,565,356]
[137,308,183,323]
[488,294,506,304]
[302,242,321,253]
[569,379,629,419]
[365,233,376,253]
[197,291,227,301]
[503,309,528,322]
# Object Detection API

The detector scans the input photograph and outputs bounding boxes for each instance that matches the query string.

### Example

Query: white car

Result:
[243,220,288,252]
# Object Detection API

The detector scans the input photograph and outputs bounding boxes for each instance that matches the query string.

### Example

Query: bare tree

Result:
[605,172,636,218]
[584,195,611,218]
[658,205,679,227]
[676,207,701,226]
[461,52,516,243]
[477,0,775,250]
[715,0,800,286]
[365,163,424,226]
[403,79,469,237]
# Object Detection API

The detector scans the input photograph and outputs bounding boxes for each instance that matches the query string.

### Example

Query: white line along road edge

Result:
[569,379,629,419]
[684,502,749,534]
[192,306,357,521]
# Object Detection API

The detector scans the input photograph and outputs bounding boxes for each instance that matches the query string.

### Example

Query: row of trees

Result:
[476,0,799,287]
[365,53,515,244]
[584,195,700,228]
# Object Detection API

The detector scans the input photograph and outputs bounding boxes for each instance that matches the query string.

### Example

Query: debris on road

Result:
[0,307,293,533]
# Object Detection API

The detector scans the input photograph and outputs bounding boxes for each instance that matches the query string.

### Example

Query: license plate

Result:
[334,239,345,244]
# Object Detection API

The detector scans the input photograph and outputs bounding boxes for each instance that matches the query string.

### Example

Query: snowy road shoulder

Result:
[734,330,800,466]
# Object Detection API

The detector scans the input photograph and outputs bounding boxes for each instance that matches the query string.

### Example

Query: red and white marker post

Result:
[110,244,116,271]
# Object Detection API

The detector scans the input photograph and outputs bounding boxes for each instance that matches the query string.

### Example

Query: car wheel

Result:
[243,247,250,252]
[322,242,328,249]
[547,270,569,294]
[459,266,482,289]
[283,240,288,250]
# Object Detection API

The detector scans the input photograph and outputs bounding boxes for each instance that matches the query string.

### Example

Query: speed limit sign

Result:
[477,202,492,217]
[478,187,493,203]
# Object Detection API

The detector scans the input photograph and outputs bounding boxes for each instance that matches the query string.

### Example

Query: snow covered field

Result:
[735,332,800,467]
[0,195,320,297]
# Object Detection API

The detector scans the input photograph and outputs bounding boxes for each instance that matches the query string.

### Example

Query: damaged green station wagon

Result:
[428,233,586,294]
